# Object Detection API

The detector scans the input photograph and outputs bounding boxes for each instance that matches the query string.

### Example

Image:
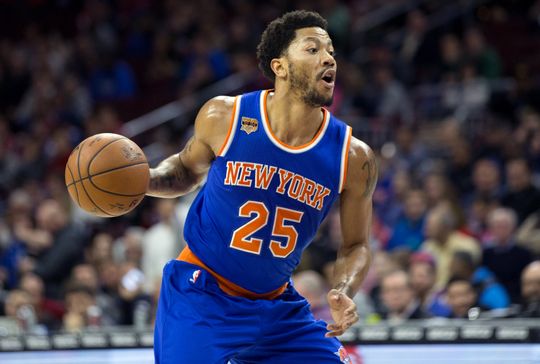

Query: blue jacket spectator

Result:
[450,251,510,310]
[386,190,427,251]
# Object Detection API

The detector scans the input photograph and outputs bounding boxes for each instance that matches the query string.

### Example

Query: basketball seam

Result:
[87,137,127,175]
[65,161,148,188]
[77,140,113,217]
[66,164,81,206]
[88,174,146,197]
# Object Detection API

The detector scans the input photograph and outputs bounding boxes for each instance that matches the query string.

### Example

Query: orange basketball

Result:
[64,133,149,217]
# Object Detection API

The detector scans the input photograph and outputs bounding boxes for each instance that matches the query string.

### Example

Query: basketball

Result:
[64,133,149,217]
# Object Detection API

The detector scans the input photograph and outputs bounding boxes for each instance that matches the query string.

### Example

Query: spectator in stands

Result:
[62,282,99,333]
[372,66,414,124]
[4,288,45,333]
[386,189,427,252]
[19,273,64,330]
[501,158,540,223]
[518,260,540,317]
[445,277,484,319]
[379,270,430,323]
[85,232,113,267]
[142,199,183,295]
[467,195,499,242]
[396,10,439,84]
[113,226,144,265]
[96,259,121,304]
[516,208,540,257]
[450,251,510,309]
[19,199,86,299]
[320,0,351,53]
[439,34,463,80]
[464,27,502,79]
[0,189,33,289]
[392,126,428,174]
[482,208,533,302]
[423,173,457,209]
[463,159,502,210]
[70,263,120,326]
[293,270,332,322]
[178,32,231,97]
[88,54,137,102]
[408,252,450,317]
[423,204,481,288]
[455,63,490,120]
[364,251,401,316]
[118,261,151,326]
[376,169,412,228]
[0,126,19,195]
[446,137,474,195]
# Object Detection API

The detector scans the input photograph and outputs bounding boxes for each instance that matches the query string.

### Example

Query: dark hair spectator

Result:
[449,251,510,310]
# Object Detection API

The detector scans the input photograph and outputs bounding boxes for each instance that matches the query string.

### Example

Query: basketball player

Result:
[147,10,376,363]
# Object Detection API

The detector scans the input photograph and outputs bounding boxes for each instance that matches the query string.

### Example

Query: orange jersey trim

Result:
[177,246,288,300]
[262,90,328,151]
[340,126,353,193]
[217,96,239,156]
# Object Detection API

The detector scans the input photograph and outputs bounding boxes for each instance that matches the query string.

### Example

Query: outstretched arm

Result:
[147,96,235,198]
[326,136,377,337]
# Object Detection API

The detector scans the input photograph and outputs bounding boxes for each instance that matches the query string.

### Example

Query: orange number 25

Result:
[230,201,303,258]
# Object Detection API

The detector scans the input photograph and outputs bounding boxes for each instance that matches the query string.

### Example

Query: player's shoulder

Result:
[199,95,237,122]
[349,135,374,163]
[194,95,238,154]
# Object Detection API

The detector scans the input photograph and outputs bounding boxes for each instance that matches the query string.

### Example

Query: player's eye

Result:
[307,48,318,54]
[328,50,336,57]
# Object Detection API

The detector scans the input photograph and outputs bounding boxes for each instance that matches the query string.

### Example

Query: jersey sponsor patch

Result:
[240,117,258,134]
[189,269,201,284]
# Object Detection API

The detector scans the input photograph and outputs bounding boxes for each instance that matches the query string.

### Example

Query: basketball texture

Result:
[65,133,149,217]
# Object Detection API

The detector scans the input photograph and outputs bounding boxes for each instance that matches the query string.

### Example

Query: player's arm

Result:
[326,136,377,337]
[146,96,235,198]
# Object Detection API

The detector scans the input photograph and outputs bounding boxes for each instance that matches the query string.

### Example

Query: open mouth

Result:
[320,69,335,87]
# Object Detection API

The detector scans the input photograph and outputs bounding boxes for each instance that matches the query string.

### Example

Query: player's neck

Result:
[266,90,324,147]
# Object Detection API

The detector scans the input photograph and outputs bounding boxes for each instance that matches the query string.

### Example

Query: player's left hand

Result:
[325,289,359,338]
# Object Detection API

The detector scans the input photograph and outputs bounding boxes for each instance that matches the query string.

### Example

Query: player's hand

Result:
[325,289,359,338]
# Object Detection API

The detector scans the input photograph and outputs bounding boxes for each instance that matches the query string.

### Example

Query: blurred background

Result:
[0,0,540,362]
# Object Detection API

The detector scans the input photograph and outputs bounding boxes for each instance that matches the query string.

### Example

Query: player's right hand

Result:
[325,289,359,338]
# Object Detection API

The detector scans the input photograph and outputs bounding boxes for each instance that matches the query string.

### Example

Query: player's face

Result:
[285,27,336,107]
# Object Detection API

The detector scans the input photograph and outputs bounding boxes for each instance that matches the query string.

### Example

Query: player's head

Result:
[257,10,335,107]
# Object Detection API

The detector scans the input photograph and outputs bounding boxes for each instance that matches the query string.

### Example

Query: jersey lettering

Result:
[224,161,332,211]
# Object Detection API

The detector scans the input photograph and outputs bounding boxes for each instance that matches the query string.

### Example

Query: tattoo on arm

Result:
[147,154,197,197]
[361,154,377,198]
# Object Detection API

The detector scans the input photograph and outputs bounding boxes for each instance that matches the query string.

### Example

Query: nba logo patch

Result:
[189,270,201,284]
[334,346,351,363]
[240,117,258,134]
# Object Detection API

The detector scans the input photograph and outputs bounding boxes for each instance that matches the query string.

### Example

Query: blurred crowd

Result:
[1,0,540,334]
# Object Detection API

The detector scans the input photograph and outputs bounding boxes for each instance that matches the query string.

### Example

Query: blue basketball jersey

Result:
[184,89,352,294]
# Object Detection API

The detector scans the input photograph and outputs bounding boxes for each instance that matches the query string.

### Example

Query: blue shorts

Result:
[154,260,349,364]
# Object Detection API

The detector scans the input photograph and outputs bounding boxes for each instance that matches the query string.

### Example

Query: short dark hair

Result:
[446,276,474,292]
[256,10,328,81]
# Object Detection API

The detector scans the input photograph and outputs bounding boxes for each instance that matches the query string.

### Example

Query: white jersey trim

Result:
[339,125,353,193]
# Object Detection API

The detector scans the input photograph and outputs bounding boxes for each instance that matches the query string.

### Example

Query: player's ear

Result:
[271,57,287,79]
